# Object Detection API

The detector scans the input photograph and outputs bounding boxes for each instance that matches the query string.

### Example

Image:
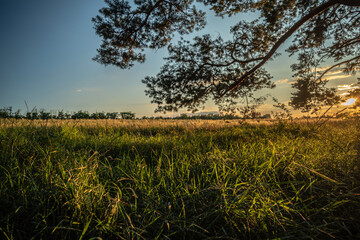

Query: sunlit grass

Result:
[0,119,359,239]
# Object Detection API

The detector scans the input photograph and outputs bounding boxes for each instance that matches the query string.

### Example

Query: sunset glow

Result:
[342,98,357,106]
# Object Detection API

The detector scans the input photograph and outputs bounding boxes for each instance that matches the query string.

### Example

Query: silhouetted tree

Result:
[72,110,90,119]
[120,111,135,119]
[39,109,51,120]
[349,89,360,104]
[93,0,360,113]
[91,112,107,119]
[106,112,119,119]
[0,107,12,118]
[14,109,22,119]
[289,53,340,112]
[57,110,66,120]
[348,81,360,109]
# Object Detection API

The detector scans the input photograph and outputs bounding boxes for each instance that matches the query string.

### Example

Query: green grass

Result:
[0,119,359,239]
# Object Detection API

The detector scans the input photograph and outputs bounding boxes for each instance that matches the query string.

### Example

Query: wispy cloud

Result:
[313,66,341,74]
[275,79,289,84]
[288,73,350,84]
[339,92,350,96]
[324,75,351,81]
[312,66,349,79]
[337,84,359,91]
[313,66,331,72]
[75,87,102,93]
[323,70,343,76]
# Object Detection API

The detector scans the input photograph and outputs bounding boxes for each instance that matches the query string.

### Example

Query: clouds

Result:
[322,70,343,76]
[275,79,289,84]
[309,66,353,81]
[75,87,102,93]
[337,84,359,91]
[313,66,331,72]
[287,66,353,84]
[317,67,357,81]
[324,75,351,81]
[317,66,351,81]
[337,84,359,99]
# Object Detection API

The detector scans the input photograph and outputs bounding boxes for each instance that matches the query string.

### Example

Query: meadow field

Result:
[0,118,359,239]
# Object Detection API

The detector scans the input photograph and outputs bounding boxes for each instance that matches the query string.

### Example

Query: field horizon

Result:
[1,118,359,239]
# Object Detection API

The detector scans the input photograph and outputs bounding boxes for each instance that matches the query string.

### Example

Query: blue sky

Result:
[0,1,357,117]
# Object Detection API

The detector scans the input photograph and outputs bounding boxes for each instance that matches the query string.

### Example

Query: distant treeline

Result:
[1,106,351,120]
[0,107,275,120]
[159,113,271,120]
[0,107,135,120]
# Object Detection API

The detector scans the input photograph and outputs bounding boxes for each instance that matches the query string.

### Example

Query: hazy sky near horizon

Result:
[0,1,358,117]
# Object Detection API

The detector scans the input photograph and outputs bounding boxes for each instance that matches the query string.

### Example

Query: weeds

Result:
[0,119,359,239]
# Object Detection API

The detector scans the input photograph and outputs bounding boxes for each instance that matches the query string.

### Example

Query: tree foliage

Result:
[120,111,136,119]
[0,108,134,120]
[348,78,360,107]
[93,0,360,112]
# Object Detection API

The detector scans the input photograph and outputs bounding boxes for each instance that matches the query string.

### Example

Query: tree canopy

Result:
[93,0,360,113]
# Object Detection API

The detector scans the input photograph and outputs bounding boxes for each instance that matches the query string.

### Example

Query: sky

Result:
[0,1,358,117]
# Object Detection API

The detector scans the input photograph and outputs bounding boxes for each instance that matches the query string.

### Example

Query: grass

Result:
[0,118,359,239]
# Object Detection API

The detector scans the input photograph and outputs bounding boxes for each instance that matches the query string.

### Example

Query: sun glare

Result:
[342,98,357,106]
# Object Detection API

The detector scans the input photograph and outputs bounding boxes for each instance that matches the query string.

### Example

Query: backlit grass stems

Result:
[0,119,359,239]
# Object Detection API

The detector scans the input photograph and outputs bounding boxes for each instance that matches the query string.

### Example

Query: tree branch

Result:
[317,55,360,80]
[133,0,167,33]
[219,0,345,98]
[340,0,360,7]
